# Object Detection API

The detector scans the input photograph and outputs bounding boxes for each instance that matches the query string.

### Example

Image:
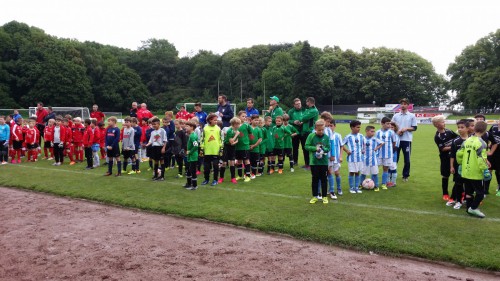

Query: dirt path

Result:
[0,187,497,281]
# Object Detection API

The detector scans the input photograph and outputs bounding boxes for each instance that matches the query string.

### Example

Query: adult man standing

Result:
[264,96,283,125]
[391,98,417,182]
[35,102,48,144]
[217,94,234,128]
[90,104,106,124]
[43,107,56,124]
[130,102,138,118]
[245,98,259,117]
[288,98,305,166]
[298,97,319,169]
[137,103,153,121]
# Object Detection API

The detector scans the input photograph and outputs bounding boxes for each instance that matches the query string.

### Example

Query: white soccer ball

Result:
[362,179,375,190]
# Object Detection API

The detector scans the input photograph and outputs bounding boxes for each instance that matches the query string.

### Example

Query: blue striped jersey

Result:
[364,137,383,166]
[343,133,365,163]
[392,130,400,162]
[331,132,343,163]
[375,129,396,159]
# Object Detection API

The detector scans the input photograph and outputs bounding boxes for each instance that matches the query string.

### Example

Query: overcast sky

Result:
[1,0,499,76]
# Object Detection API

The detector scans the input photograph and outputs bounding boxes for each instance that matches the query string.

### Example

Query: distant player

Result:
[282,114,298,173]
[24,118,40,162]
[82,118,95,169]
[121,117,136,173]
[306,119,331,204]
[51,116,67,166]
[104,116,122,177]
[387,122,400,187]
[330,119,344,195]
[249,115,263,178]
[432,115,458,201]
[234,111,254,181]
[184,121,199,190]
[219,117,241,184]
[0,116,10,165]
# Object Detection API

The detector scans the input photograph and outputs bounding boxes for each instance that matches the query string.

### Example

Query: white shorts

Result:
[362,164,379,175]
[348,162,363,173]
[390,160,398,170]
[330,162,341,172]
[378,158,393,167]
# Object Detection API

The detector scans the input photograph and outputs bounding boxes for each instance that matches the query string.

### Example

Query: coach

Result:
[298,97,319,169]
[90,104,106,124]
[35,102,48,144]
[217,94,234,128]
[288,98,305,166]
[264,96,283,125]
[392,98,417,182]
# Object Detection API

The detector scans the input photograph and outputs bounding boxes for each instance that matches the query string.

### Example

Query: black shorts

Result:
[146,146,152,157]
[283,148,292,157]
[249,152,260,164]
[273,148,284,157]
[440,154,451,177]
[265,149,275,157]
[107,146,120,158]
[27,143,39,150]
[44,141,52,149]
[122,150,135,159]
[222,144,236,161]
[13,140,23,150]
[150,146,164,161]
[487,152,500,170]
[235,149,249,160]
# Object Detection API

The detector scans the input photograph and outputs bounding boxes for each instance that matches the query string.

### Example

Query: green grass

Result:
[1,124,500,271]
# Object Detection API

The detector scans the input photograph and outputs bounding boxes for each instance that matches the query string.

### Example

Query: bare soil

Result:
[0,187,498,281]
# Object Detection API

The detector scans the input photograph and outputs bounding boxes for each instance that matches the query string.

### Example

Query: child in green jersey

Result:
[264,116,275,174]
[235,111,254,182]
[184,121,199,190]
[306,119,331,204]
[258,117,267,176]
[271,116,291,174]
[249,115,263,178]
[282,114,298,172]
[219,117,241,184]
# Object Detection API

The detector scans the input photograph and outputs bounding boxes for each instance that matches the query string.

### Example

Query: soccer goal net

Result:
[28,107,90,120]
[178,103,237,115]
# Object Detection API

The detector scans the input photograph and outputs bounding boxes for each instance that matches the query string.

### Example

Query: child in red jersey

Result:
[82,118,95,169]
[24,118,40,162]
[62,118,74,164]
[10,117,24,163]
[52,116,67,166]
[98,121,106,160]
[72,117,85,162]
[90,119,101,168]
[140,117,150,161]
[43,119,55,160]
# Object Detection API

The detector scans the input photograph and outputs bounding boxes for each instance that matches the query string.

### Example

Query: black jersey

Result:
[434,129,458,156]
[488,124,500,147]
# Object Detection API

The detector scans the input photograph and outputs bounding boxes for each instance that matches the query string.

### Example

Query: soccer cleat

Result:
[256,173,262,177]
[52,162,58,166]
[322,197,329,204]
[386,182,395,187]
[182,183,192,188]
[453,202,462,209]
[316,195,322,200]
[69,161,76,165]
[177,174,183,178]
[196,170,201,175]
[211,180,218,186]
[244,176,251,182]
[218,178,224,184]
[47,157,53,160]
[231,178,237,184]
[278,169,283,174]
[11,160,16,164]
[290,168,294,173]
[309,197,318,204]
[250,174,256,179]
[128,170,137,175]
[85,167,93,170]
[356,189,363,194]
[17,159,21,164]
[104,172,112,176]
[403,177,409,182]
[381,184,388,190]
[147,167,152,171]
[349,189,356,194]
[136,170,141,174]
[374,187,380,192]
[496,190,500,197]
[151,176,158,180]
[269,169,274,175]
[189,186,198,190]
[467,207,485,218]
[329,192,337,200]
[155,177,165,181]
[442,195,450,201]
[1,161,7,165]
[201,180,209,185]
[337,190,343,196]
[235,176,243,181]
[115,173,122,177]
[446,200,455,206]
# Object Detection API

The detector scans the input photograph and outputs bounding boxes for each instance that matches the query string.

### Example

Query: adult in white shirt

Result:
[391,98,417,182]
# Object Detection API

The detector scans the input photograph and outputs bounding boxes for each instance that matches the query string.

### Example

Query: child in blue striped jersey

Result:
[361,126,384,191]
[376,117,398,189]
[343,120,366,194]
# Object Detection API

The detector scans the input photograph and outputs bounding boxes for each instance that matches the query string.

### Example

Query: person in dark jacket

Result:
[217,94,234,128]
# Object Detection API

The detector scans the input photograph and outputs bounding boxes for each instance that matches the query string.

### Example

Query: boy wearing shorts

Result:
[104,116,122,177]
[146,117,168,181]
[376,117,397,189]
[361,126,384,191]
[235,111,253,182]
[343,120,365,194]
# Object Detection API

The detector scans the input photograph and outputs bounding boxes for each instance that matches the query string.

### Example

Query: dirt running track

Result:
[0,187,498,281]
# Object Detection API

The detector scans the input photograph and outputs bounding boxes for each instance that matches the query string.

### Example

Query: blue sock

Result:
[360,174,366,183]
[108,160,113,174]
[336,176,341,191]
[348,175,354,189]
[393,172,398,184]
[371,174,379,187]
[117,161,122,174]
[328,174,334,193]
[382,172,388,185]
[354,175,360,190]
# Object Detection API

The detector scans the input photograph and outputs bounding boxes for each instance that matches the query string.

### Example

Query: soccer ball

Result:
[362,179,375,190]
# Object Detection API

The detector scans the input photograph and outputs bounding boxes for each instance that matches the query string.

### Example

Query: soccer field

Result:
[0,123,499,270]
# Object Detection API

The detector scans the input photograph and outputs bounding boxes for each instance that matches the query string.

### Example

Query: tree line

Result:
[0,21,497,112]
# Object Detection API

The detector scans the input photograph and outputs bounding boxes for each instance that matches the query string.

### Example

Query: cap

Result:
[270,96,279,102]
[399,98,410,104]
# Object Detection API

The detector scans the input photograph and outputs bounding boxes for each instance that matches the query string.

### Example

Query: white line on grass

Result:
[10,164,500,223]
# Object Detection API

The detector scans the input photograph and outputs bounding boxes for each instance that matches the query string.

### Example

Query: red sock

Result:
[44,148,48,157]
[68,152,74,162]
[32,150,38,161]
[16,150,21,160]
[79,150,84,161]
[50,147,54,157]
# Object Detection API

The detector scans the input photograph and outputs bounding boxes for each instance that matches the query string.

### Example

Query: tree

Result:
[262,51,298,105]
[447,29,500,109]
[293,41,321,101]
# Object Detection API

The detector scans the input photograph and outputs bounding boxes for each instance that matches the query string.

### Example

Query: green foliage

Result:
[448,29,500,109]
[293,41,322,100]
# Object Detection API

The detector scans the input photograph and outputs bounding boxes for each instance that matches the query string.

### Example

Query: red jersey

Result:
[44,125,54,142]
[25,127,40,145]
[36,108,48,125]
[72,123,85,143]
[99,127,106,146]
[140,124,150,143]
[137,109,153,121]
[64,125,73,144]
[90,111,106,124]
[82,126,94,147]
[91,127,101,145]
[175,110,190,121]
[11,123,24,141]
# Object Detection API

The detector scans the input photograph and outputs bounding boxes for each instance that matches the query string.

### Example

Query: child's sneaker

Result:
[104,172,112,176]
[1,161,7,165]
[374,187,380,192]
[496,190,500,197]
[47,157,53,160]
[218,178,224,184]
[337,190,343,196]
[316,195,322,200]
[196,170,201,175]
[128,170,136,175]
[446,200,455,206]
[269,169,274,175]
[290,168,294,173]
[250,174,256,179]
[182,184,192,189]
[349,189,356,194]
[69,161,76,165]
[356,189,363,194]
[189,186,198,190]
[231,178,237,184]
[322,197,329,204]
[453,202,462,209]
[155,177,165,181]
[201,180,209,185]
[11,159,16,164]
[386,182,395,187]
[329,192,337,200]
[17,159,21,163]
[442,195,450,201]
[211,180,218,186]
[278,169,283,174]
[244,176,251,182]
[115,173,122,177]
[467,207,485,218]
[309,197,318,204]
[177,174,183,178]
[256,173,262,177]
[235,176,243,181]
[381,184,388,190]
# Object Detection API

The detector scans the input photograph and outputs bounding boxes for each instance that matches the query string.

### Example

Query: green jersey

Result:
[201,124,222,156]
[300,105,319,136]
[287,107,304,134]
[250,126,263,153]
[283,124,298,149]
[259,126,267,154]
[187,132,199,162]
[305,132,331,166]
[265,106,284,125]
[271,125,290,149]
[235,122,253,151]
[457,136,488,180]
[224,127,237,145]
[264,125,274,152]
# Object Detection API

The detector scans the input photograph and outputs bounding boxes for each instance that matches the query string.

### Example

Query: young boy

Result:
[432,115,458,201]
[10,117,24,164]
[90,119,101,168]
[146,117,168,181]
[43,119,55,160]
[249,115,263,178]
[448,119,469,209]
[104,116,122,177]
[306,119,331,204]
[62,118,74,164]
[235,111,254,182]
[343,120,365,194]
[200,113,222,186]
[258,117,267,176]
[24,118,40,162]
[271,115,289,174]
[0,116,10,164]
[361,126,384,191]
[121,117,136,174]
[98,121,106,160]
[72,117,85,163]
[52,117,66,166]
[282,114,298,172]
[329,119,344,195]
[144,119,154,171]
[129,117,142,174]
[457,120,490,218]
[173,119,187,178]
[263,116,275,174]
[376,117,397,189]
[219,117,241,184]
[82,118,95,169]
[317,112,337,199]
[388,122,400,186]
[184,121,199,190]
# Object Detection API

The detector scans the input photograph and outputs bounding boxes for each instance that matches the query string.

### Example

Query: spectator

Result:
[193,102,208,126]
[43,107,56,124]
[90,104,106,124]
[217,94,234,128]
[12,110,22,122]
[245,98,259,117]
[391,98,417,182]
[130,102,138,118]
[176,105,191,121]
[137,103,153,121]
[288,98,305,166]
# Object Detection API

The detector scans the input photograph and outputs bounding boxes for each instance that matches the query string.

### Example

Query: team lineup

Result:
[0,96,496,216]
